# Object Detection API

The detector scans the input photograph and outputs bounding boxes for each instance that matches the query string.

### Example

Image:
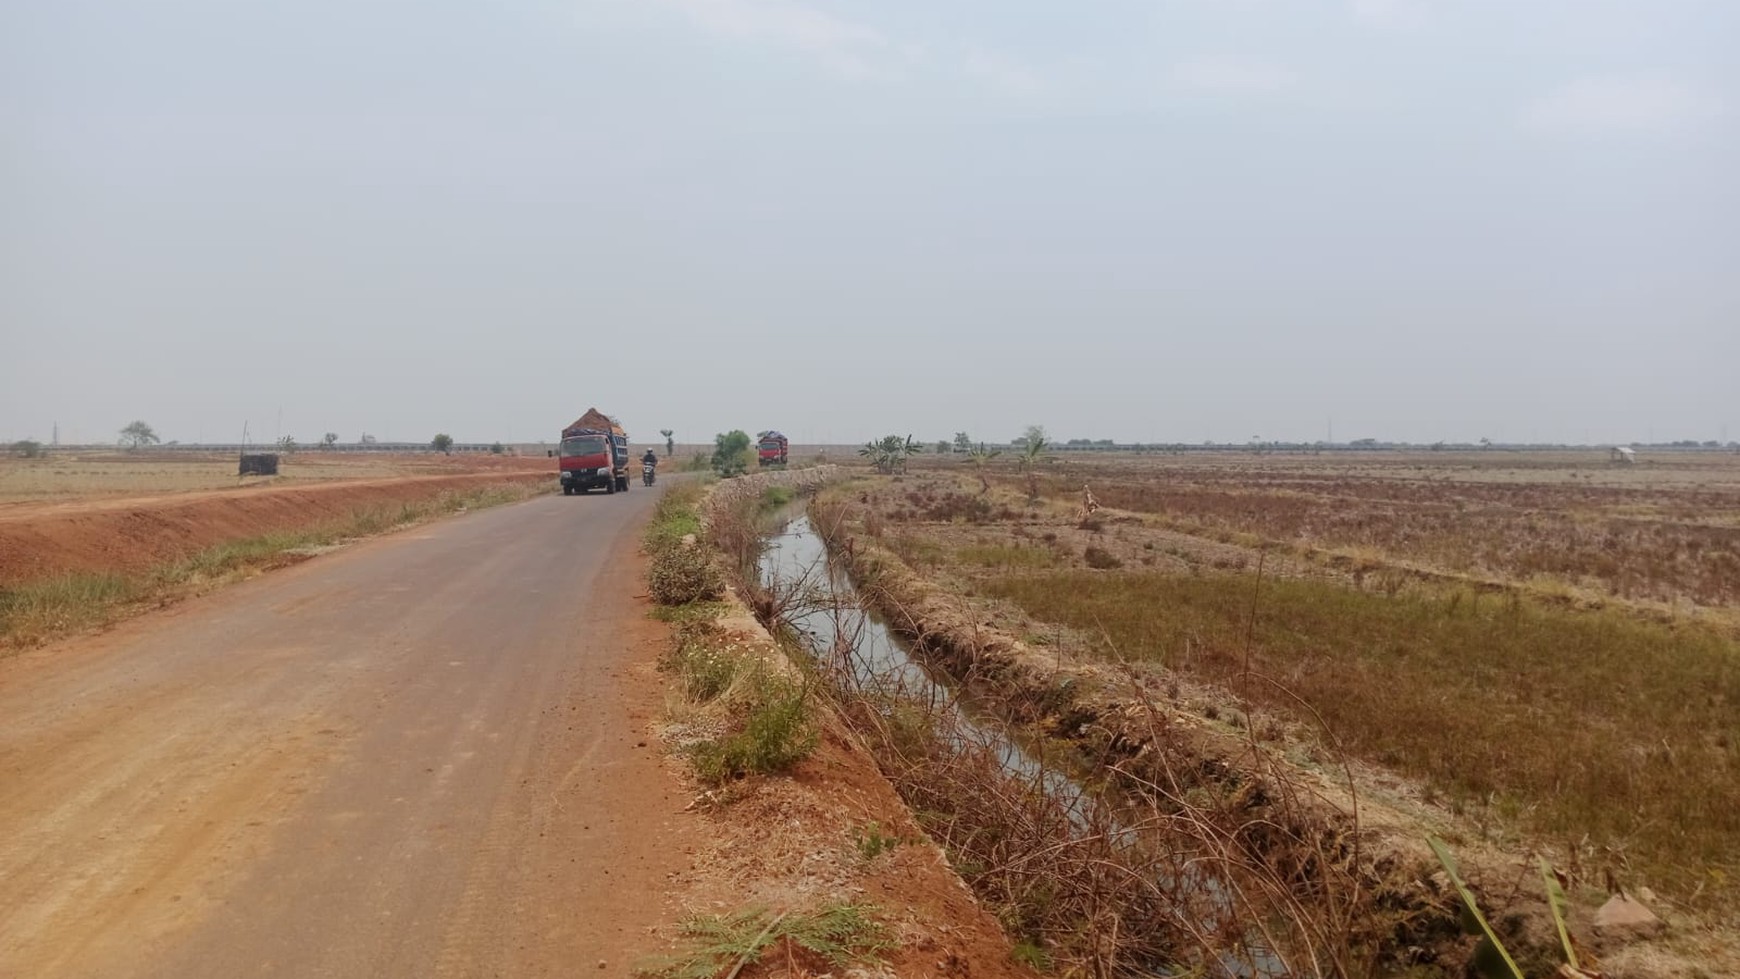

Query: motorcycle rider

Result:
[641,448,658,469]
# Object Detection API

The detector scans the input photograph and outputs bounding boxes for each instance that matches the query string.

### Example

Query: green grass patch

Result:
[985,570,1740,899]
[660,626,820,783]
[689,667,817,782]
[637,903,891,979]
[760,485,795,509]
[649,600,733,625]
[644,482,705,552]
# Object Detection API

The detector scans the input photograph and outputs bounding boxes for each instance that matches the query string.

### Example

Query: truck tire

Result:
[605,477,616,495]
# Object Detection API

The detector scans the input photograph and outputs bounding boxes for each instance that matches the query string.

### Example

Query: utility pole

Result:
[52,421,58,446]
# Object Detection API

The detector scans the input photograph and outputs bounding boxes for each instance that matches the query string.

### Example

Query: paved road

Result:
[0,487,691,977]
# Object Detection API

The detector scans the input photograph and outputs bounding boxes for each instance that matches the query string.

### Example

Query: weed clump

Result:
[1083,545,1123,569]
[661,625,819,784]
[648,545,725,606]
[645,485,725,606]
[638,903,891,979]
[690,669,817,783]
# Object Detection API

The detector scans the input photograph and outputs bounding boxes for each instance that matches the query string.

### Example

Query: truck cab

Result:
[757,431,789,467]
[559,430,629,494]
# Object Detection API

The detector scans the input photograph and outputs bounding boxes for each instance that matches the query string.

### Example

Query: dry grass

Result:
[1009,457,1740,608]
[835,455,1740,918]
[985,570,1740,902]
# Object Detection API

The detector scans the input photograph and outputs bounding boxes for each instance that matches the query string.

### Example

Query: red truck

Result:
[559,408,630,495]
[757,431,789,467]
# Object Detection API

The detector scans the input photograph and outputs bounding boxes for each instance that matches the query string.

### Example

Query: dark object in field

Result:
[239,453,279,476]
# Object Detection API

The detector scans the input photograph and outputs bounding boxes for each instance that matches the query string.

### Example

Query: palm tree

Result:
[900,435,924,473]
[859,435,908,474]
[1017,425,1048,503]
[660,429,674,458]
[966,442,1001,496]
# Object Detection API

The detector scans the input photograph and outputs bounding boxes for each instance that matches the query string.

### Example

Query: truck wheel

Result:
[605,478,616,495]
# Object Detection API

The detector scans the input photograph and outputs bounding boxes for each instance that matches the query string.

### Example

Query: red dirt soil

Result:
[0,472,550,586]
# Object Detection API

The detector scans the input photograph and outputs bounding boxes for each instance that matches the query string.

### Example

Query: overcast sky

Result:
[3,0,1735,447]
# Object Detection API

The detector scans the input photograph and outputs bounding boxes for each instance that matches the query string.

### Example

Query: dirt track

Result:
[0,487,691,977]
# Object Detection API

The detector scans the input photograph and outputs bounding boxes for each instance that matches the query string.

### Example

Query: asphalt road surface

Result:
[0,486,692,977]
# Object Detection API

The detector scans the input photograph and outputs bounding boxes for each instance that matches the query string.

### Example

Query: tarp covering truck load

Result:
[757,431,789,467]
[559,408,630,495]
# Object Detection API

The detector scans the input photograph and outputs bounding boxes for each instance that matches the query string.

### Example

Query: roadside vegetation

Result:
[637,468,981,979]
[661,625,818,783]
[637,903,891,979]
[644,483,725,606]
[643,478,818,784]
[0,482,549,651]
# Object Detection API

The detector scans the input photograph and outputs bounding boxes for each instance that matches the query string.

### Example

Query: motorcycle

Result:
[642,463,656,487]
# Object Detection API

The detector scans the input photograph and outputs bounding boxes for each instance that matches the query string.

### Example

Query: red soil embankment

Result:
[0,473,550,586]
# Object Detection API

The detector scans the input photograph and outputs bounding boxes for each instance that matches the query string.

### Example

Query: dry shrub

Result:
[649,544,725,606]
[1083,545,1123,570]
[816,648,1393,978]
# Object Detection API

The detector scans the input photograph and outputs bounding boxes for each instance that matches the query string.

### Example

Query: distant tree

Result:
[277,435,297,453]
[953,432,972,454]
[359,433,377,445]
[660,429,675,458]
[321,432,339,450]
[118,420,160,450]
[431,433,454,455]
[490,441,505,454]
[936,439,952,455]
[712,430,752,476]
[858,435,908,475]
[11,439,45,459]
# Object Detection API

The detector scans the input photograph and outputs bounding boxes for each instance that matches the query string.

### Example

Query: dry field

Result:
[846,450,1740,918]
[0,449,548,505]
[0,450,555,650]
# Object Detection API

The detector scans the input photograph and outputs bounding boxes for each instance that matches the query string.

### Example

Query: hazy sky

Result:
[3,0,1735,447]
